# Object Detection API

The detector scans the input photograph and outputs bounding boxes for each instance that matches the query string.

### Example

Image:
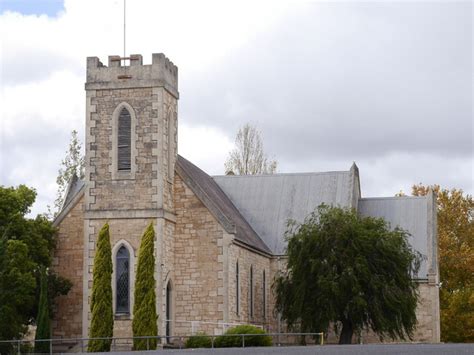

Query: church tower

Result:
[83,54,178,338]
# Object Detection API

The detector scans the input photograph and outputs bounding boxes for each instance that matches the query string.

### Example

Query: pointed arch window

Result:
[116,245,130,313]
[263,270,266,319]
[117,107,131,170]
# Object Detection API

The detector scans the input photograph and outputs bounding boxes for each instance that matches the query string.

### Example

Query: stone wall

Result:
[350,282,440,344]
[52,196,84,338]
[84,218,154,339]
[227,244,271,329]
[172,174,227,336]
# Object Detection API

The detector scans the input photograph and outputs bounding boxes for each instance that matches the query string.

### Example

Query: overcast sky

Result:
[0,0,472,217]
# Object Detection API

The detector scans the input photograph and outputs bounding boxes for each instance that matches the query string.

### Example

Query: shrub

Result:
[88,223,114,352]
[132,223,158,350]
[34,267,50,354]
[214,325,272,348]
[185,333,212,348]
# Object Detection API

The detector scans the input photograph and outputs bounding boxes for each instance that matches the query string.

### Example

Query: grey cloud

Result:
[180,1,472,165]
[1,48,81,85]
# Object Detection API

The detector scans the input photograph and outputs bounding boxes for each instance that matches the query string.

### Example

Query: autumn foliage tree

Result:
[411,184,474,342]
[132,223,158,350]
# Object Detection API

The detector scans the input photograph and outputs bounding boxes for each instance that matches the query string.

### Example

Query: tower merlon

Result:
[85,53,178,98]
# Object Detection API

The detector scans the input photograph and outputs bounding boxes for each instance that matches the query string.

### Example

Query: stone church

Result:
[52,53,440,343]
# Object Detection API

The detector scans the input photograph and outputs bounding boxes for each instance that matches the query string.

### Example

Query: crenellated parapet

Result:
[85,53,178,98]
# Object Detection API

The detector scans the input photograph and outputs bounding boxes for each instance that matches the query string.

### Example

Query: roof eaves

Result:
[175,160,237,235]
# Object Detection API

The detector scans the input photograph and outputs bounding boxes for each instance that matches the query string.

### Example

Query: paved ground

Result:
[87,343,474,355]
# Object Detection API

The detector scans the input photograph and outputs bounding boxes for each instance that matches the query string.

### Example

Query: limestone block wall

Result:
[172,175,227,336]
[227,243,272,328]
[52,196,84,338]
[351,282,440,343]
[83,218,154,339]
[87,87,157,211]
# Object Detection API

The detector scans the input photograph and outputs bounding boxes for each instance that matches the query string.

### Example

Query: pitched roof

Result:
[358,196,436,280]
[213,170,355,255]
[53,175,85,227]
[176,155,272,254]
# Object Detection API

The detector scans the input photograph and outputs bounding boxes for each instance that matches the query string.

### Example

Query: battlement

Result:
[85,53,178,98]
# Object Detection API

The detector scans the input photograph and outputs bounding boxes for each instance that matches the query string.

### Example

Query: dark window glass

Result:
[250,266,254,318]
[236,262,239,315]
[116,246,130,313]
[118,108,131,170]
[263,270,266,318]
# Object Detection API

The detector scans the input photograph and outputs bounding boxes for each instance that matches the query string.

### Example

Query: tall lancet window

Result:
[116,246,130,313]
[117,107,131,170]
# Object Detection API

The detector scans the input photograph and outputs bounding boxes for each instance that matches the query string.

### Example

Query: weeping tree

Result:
[88,223,113,352]
[132,223,158,350]
[274,204,422,344]
[35,267,51,353]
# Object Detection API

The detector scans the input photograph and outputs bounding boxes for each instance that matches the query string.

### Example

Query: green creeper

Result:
[88,223,113,352]
[132,223,158,350]
[35,267,51,354]
[274,204,421,344]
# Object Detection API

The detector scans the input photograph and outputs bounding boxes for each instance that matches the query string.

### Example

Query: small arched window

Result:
[116,245,130,313]
[117,107,131,170]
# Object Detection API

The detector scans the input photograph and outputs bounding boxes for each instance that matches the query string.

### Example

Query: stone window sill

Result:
[115,313,131,320]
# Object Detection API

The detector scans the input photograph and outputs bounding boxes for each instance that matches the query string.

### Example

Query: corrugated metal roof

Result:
[213,171,353,255]
[176,155,272,254]
[358,197,431,279]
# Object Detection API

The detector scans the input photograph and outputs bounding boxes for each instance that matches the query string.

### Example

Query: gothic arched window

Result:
[116,245,130,313]
[117,107,131,170]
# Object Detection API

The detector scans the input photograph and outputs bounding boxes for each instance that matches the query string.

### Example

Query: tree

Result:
[411,184,473,342]
[0,239,36,354]
[274,204,422,344]
[53,130,85,216]
[132,223,158,350]
[88,223,114,352]
[35,267,51,354]
[224,123,277,175]
[0,185,70,353]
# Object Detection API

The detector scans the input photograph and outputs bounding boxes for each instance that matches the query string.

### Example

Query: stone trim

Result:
[111,102,137,181]
[112,240,136,317]
[53,186,85,227]
[175,164,236,235]
[84,209,176,222]
[348,162,361,209]
[85,81,179,99]
[232,239,273,258]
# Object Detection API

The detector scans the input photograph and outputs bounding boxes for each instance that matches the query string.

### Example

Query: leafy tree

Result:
[224,123,277,175]
[274,204,422,344]
[0,185,70,352]
[88,223,114,352]
[133,223,158,350]
[0,239,36,353]
[411,184,474,342]
[35,267,51,354]
[53,130,85,216]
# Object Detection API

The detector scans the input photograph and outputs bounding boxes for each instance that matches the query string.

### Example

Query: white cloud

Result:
[0,0,472,217]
